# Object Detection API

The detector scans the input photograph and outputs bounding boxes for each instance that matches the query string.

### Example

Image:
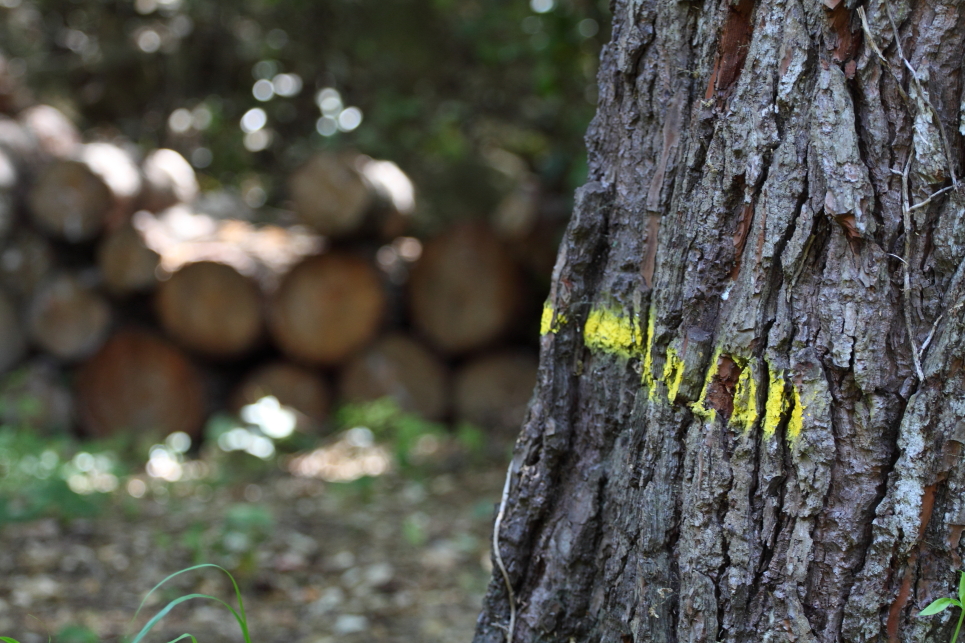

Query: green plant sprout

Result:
[920,570,965,643]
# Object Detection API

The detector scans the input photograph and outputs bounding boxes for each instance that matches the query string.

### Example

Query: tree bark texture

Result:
[474,0,965,642]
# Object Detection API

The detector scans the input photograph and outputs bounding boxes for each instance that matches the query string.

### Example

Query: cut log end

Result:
[156,260,263,358]
[454,351,537,433]
[0,287,26,374]
[18,104,81,160]
[409,222,522,354]
[230,361,331,426]
[289,152,373,237]
[0,228,54,298]
[75,329,206,439]
[339,333,449,421]
[28,160,113,241]
[141,148,200,213]
[27,273,111,361]
[270,253,386,365]
[98,223,160,295]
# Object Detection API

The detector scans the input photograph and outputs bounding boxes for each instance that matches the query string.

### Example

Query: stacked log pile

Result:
[0,105,554,442]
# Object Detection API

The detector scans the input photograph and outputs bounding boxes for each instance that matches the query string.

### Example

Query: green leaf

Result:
[1,637,22,643]
[958,570,965,606]
[920,597,957,616]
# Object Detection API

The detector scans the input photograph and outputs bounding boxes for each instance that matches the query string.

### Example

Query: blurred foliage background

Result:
[0,0,609,231]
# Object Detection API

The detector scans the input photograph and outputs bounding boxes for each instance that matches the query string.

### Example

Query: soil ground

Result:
[0,452,506,643]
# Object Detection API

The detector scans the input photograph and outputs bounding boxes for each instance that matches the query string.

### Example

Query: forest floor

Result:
[0,439,508,643]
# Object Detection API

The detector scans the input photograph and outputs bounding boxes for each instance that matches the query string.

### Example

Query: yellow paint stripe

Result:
[787,384,804,442]
[582,307,644,359]
[730,360,758,433]
[762,366,787,438]
[540,302,567,335]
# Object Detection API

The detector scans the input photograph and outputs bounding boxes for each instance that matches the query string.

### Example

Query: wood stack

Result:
[0,105,547,441]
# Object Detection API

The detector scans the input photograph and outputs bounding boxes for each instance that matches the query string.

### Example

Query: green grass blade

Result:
[130,594,242,643]
[920,597,956,616]
[165,634,198,643]
[133,564,234,623]
[213,565,250,643]
[1,637,21,643]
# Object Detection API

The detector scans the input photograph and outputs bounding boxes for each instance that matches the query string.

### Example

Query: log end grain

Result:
[409,222,522,354]
[18,104,81,160]
[0,228,54,298]
[156,261,263,359]
[75,329,205,438]
[0,287,26,374]
[230,361,331,425]
[269,253,386,365]
[289,152,373,237]
[98,223,160,295]
[27,273,111,361]
[339,333,449,420]
[141,148,199,213]
[28,160,113,242]
[454,350,537,433]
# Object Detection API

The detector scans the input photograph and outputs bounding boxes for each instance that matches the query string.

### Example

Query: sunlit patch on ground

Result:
[286,428,391,482]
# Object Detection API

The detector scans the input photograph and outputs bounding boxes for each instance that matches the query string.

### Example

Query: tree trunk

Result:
[474,1,965,643]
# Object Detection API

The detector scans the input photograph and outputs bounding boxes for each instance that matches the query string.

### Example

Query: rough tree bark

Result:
[474,0,965,641]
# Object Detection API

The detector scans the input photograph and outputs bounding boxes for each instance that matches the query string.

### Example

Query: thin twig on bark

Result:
[900,154,926,381]
[492,463,517,643]
[882,0,959,187]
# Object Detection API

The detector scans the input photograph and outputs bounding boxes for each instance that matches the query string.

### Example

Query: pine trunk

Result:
[474,1,965,642]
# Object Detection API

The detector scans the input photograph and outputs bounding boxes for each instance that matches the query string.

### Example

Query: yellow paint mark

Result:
[689,348,723,423]
[662,347,686,402]
[641,309,656,388]
[540,302,567,335]
[540,303,553,334]
[583,307,644,358]
[762,366,788,438]
[787,384,804,442]
[730,360,758,432]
